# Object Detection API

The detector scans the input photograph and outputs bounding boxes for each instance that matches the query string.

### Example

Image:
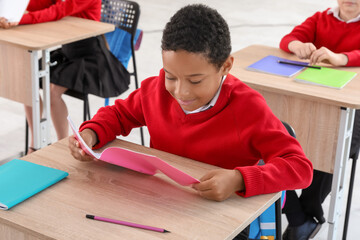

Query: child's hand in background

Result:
[309,46,348,66]
[192,169,245,202]
[288,40,316,60]
[0,17,19,29]
[68,129,98,162]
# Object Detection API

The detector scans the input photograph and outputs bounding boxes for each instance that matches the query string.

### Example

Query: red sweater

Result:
[19,0,101,24]
[80,70,313,197]
[280,8,360,66]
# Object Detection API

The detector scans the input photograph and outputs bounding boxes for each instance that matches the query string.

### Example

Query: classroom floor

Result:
[1,0,359,239]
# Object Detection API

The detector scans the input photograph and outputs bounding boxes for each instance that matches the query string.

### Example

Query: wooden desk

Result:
[230,45,360,240]
[0,139,281,240]
[0,17,114,150]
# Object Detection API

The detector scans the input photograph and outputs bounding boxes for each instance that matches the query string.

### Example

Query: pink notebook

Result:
[67,116,199,186]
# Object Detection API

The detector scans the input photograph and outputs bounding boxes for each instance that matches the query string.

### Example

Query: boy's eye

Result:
[165,76,177,81]
[190,80,202,84]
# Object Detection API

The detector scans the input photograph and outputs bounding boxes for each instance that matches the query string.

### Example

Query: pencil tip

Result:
[163,230,170,233]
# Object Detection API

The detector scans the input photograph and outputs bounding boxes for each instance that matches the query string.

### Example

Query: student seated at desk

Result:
[0,0,129,154]
[69,4,313,237]
[279,0,360,239]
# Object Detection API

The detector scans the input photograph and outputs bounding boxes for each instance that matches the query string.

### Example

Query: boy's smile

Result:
[162,50,233,112]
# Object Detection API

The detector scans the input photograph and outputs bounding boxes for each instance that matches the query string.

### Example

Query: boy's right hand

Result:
[68,129,98,162]
[288,40,316,60]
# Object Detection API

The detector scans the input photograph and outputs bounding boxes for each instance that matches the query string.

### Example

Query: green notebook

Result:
[294,67,357,89]
[0,159,68,210]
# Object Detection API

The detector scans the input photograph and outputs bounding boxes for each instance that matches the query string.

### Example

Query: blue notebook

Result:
[0,159,68,210]
[246,55,306,77]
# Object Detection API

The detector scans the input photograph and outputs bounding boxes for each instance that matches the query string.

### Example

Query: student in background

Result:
[69,3,312,230]
[0,0,129,153]
[280,0,360,239]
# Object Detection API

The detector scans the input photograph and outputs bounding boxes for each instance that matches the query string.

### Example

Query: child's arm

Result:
[19,0,99,25]
[79,84,147,149]
[69,128,98,161]
[280,12,320,54]
[192,169,245,202]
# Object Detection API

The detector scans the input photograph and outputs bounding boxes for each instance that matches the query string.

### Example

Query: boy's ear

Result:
[221,55,234,75]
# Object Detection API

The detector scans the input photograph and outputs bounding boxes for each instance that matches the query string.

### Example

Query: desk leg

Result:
[30,50,51,149]
[327,108,355,240]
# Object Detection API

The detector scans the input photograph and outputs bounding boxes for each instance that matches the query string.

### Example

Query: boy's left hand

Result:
[0,17,19,29]
[309,46,348,66]
[192,169,245,202]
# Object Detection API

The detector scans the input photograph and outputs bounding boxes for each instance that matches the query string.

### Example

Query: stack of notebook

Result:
[247,55,357,89]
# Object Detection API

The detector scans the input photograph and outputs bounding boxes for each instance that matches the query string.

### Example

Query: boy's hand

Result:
[0,17,19,29]
[68,129,98,162]
[288,40,316,60]
[192,169,245,202]
[309,46,348,66]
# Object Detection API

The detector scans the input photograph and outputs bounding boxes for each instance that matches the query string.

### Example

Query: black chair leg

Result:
[25,118,29,155]
[83,95,91,121]
[275,197,282,240]
[139,127,144,146]
[343,157,358,240]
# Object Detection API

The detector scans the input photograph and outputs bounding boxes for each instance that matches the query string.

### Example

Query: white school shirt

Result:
[328,6,360,23]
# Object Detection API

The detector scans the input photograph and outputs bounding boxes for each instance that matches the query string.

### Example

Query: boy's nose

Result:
[175,81,191,97]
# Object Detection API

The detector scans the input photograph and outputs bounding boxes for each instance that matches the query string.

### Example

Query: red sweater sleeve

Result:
[19,0,101,24]
[279,11,320,52]
[79,86,146,149]
[233,96,313,197]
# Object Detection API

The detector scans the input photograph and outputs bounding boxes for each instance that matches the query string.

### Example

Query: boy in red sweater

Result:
[280,0,360,239]
[0,0,129,154]
[69,4,312,207]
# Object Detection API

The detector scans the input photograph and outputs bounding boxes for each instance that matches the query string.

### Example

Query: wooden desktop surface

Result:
[230,45,360,173]
[0,138,280,240]
[0,16,115,50]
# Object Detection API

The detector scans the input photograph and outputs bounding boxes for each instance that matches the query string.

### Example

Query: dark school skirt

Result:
[50,36,130,98]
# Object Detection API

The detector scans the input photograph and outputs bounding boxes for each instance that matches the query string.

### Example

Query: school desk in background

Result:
[232,44,360,240]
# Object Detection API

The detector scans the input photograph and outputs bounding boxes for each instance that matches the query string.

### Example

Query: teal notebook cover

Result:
[0,159,68,210]
[294,67,357,89]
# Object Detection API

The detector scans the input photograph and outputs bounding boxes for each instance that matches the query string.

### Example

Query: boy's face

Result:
[338,0,360,16]
[162,50,232,112]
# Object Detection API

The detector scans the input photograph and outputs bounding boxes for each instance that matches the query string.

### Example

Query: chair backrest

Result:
[281,121,296,138]
[101,0,140,37]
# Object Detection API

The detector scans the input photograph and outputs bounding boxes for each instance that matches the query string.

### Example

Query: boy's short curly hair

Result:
[161,4,231,70]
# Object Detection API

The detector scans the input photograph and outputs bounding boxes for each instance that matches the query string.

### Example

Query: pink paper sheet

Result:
[67,116,200,186]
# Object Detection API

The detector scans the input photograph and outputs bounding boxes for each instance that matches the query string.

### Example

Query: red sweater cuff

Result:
[235,166,263,197]
[79,122,114,149]
[279,36,299,53]
[343,52,360,67]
